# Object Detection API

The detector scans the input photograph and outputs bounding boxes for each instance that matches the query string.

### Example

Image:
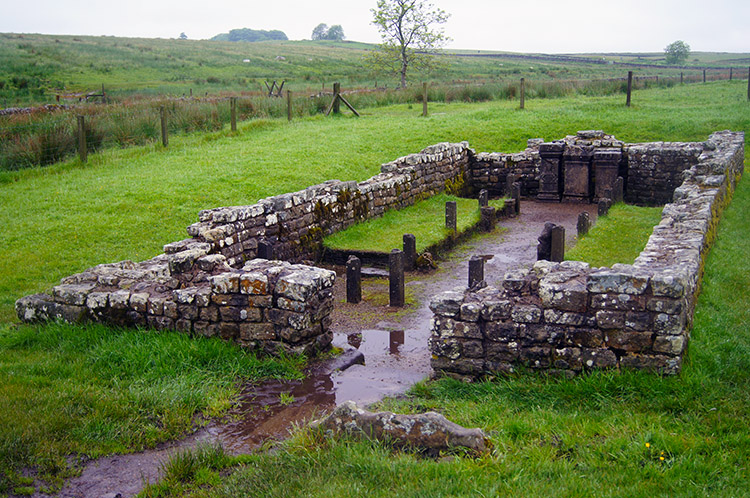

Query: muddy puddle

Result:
[44,201,596,498]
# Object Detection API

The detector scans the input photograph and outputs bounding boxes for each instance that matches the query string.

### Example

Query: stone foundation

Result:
[429,131,744,377]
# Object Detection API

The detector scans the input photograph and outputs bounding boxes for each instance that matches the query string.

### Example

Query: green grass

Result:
[565,203,664,267]
[173,176,750,497]
[323,194,505,253]
[0,322,304,492]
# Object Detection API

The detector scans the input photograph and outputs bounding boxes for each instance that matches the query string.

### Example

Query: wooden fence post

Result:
[160,106,168,147]
[703,69,706,83]
[520,78,525,109]
[626,71,633,107]
[680,72,683,85]
[287,90,293,121]
[333,82,341,114]
[747,67,750,101]
[77,115,87,163]
[230,97,237,131]
[730,67,733,81]
[422,82,428,117]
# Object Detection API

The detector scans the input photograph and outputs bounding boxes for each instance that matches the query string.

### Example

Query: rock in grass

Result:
[315,401,489,455]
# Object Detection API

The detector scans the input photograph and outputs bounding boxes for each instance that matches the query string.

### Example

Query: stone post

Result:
[403,234,416,271]
[598,198,611,217]
[258,240,274,260]
[538,142,565,202]
[577,212,591,237]
[468,256,484,288]
[512,182,521,215]
[346,255,362,304]
[550,225,565,262]
[445,201,457,232]
[389,249,405,307]
[592,149,622,202]
[480,207,496,232]
[478,189,489,208]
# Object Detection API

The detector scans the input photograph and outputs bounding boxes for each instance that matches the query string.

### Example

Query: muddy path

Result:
[41,201,595,498]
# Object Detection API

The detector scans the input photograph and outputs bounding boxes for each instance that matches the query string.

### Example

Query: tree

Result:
[664,40,690,65]
[312,23,329,41]
[178,32,188,40]
[326,25,345,41]
[312,23,345,41]
[369,0,450,88]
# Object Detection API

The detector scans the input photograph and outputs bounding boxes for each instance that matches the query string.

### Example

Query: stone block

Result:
[130,293,149,313]
[52,283,95,306]
[596,310,624,329]
[653,312,686,335]
[240,272,269,295]
[587,270,649,295]
[625,312,651,331]
[209,273,240,294]
[86,292,109,310]
[511,305,542,323]
[590,293,644,311]
[459,302,481,322]
[485,341,520,362]
[480,299,512,321]
[580,348,617,369]
[430,290,465,317]
[543,310,587,326]
[109,290,131,310]
[653,335,686,356]
[240,323,276,341]
[605,330,654,352]
[520,346,552,368]
[650,272,687,298]
[646,298,684,315]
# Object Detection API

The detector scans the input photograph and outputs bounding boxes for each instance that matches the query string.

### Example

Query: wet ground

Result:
[41,200,596,498]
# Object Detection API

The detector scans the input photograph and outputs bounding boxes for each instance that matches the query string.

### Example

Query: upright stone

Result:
[505,173,520,197]
[445,201,457,232]
[598,198,611,217]
[480,207,496,232]
[563,145,593,202]
[346,256,362,304]
[512,182,522,215]
[403,234,417,271]
[537,222,554,261]
[478,189,489,208]
[389,249,405,307]
[577,212,591,237]
[468,256,485,288]
[258,240,274,260]
[550,225,565,262]
[613,176,624,203]
[538,142,565,202]
[593,149,622,202]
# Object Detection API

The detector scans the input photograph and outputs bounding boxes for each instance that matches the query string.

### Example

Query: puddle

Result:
[49,200,597,497]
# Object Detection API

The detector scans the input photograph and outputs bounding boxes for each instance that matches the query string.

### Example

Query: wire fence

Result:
[1,69,748,172]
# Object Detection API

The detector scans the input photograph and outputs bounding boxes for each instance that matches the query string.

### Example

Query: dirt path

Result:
[42,200,595,498]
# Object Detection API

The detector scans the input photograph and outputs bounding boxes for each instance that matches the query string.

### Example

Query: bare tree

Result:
[369,0,450,88]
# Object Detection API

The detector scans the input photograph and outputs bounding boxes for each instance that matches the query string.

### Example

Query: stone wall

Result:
[429,131,744,378]
[625,142,704,206]
[15,142,472,355]
[470,139,542,197]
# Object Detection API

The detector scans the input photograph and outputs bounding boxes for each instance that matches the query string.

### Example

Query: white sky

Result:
[0,0,747,53]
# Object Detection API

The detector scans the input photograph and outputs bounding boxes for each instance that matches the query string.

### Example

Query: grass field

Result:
[4,33,743,106]
[0,80,748,494]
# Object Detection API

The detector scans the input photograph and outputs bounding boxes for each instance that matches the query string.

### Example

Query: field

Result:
[0,36,749,495]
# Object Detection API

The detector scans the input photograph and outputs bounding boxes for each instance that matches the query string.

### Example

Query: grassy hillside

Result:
[2,33,747,107]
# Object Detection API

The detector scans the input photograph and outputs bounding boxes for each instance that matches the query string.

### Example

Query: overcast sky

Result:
[1,0,747,53]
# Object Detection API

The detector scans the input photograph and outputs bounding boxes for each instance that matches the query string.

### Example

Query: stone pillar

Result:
[577,212,591,237]
[478,189,489,208]
[403,234,416,271]
[538,142,565,202]
[512,182,521,215]
[346,255,361,304]
[468,256,484,288]
[389,249,405,307]
[598,198,611,216]
[593,149,622,202]
[537,222,565,261]
[445,201,457,232]
[563,145,594,203]
[550,225,565,262]
[258,240,274,260]
[480,206,496,232]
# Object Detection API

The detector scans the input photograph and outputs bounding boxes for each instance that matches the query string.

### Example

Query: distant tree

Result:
[211,28,288,42]
[368,0,450,88]
[664,40,690,65]
[325,25,345,41]
[179,32,188,40]
[312,23,329,40]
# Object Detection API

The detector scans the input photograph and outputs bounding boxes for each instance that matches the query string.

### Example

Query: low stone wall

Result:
[16,142,472,354]
[471,139,542,197]
[625,142,704,206]
[16,255,336,355]
[429,131,744,378]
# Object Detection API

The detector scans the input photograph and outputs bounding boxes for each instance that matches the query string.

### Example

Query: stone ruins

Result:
[16,130,744,376]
